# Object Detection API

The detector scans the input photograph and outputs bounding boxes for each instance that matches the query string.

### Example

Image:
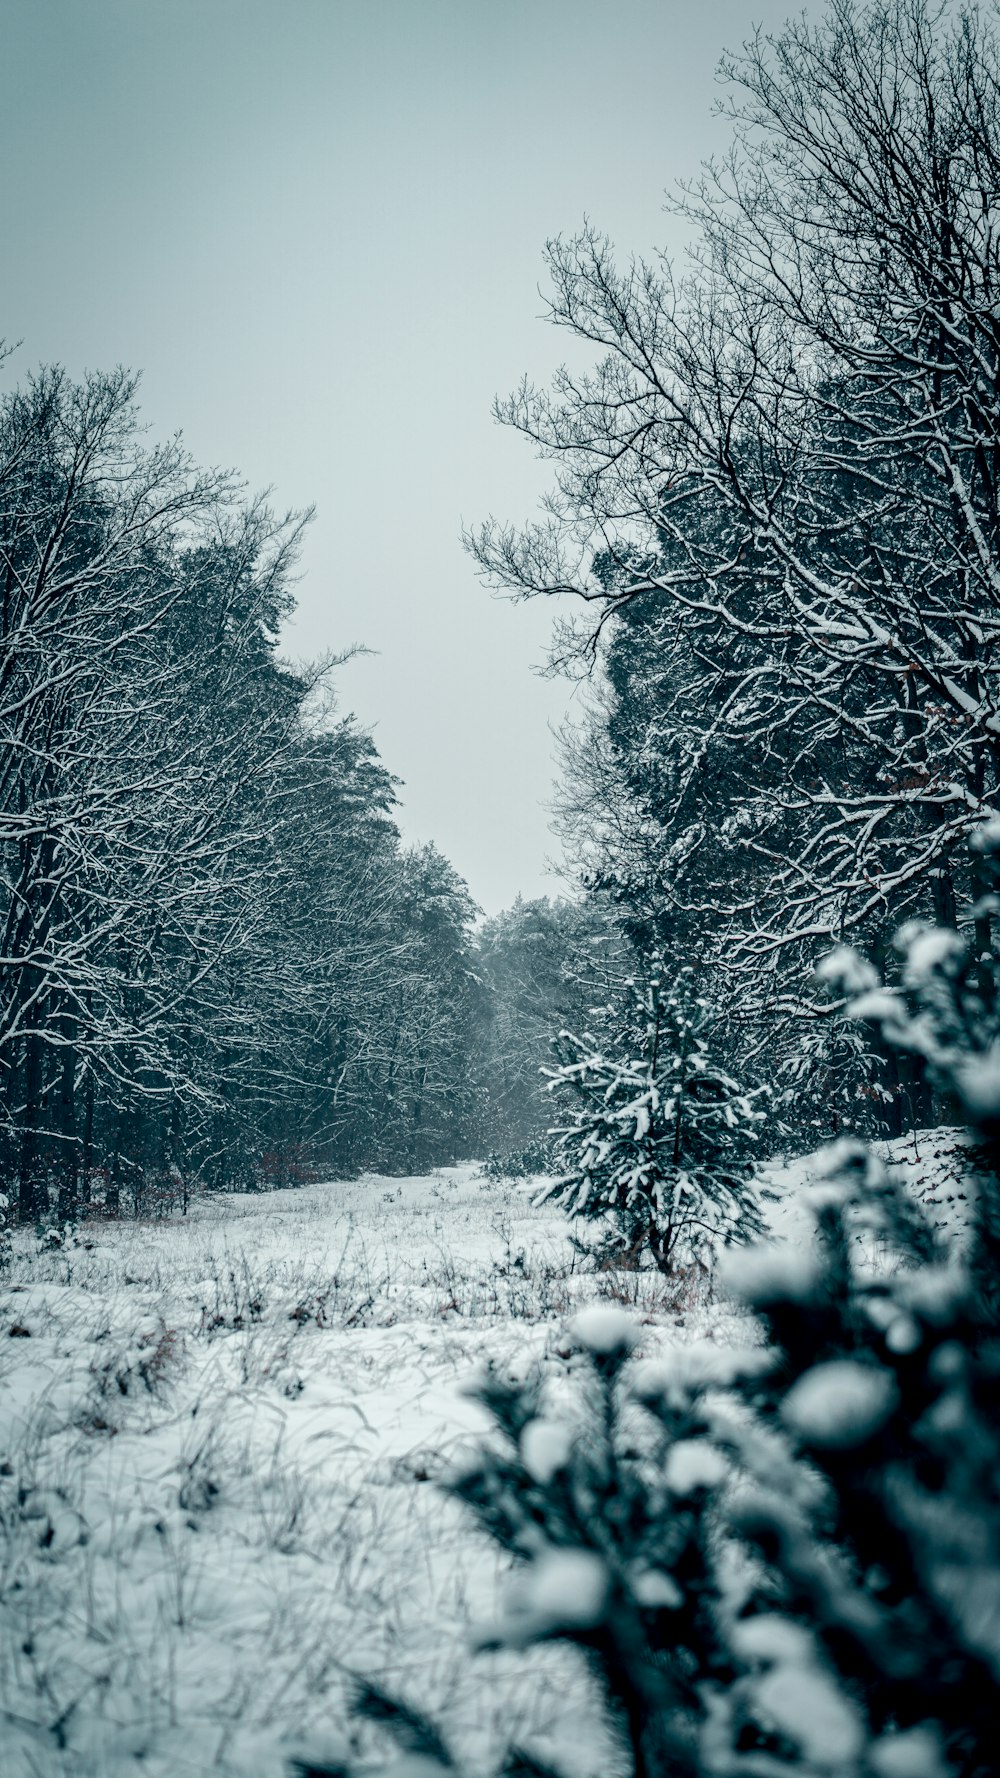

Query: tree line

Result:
[470,0,1000,1149]
[0,364,600,1224]
[13,0,1000,1229]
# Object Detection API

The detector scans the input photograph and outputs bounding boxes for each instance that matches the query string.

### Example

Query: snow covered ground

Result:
[0,1165,746,1778]
[0,1138,970,1778]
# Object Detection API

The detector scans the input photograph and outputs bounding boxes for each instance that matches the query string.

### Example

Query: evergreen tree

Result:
[540,964,768,1272]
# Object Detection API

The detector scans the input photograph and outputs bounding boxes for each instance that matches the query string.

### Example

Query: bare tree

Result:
[470,0,1000,1094]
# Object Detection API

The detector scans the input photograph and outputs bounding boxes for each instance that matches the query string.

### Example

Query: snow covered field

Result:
[0,1165,746,1778]
[0,1138,970,1778]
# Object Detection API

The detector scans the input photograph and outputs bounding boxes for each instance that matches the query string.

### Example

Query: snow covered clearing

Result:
[0,1165,746,1778]
[0,1141,965,1777]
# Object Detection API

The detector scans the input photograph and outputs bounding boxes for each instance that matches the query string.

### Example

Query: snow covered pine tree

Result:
[540,965,768,1273]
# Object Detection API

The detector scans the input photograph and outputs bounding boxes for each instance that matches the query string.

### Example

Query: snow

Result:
[519,1416,573,1484]
[970,813,1000,853]
[869,1726,948,1778]
[955,1050,1000,1120]
[0,1164,730,1778]
[814,945,880,995]
[847,987,906,1024]
[631,1341,771,1408]
[879,1127,974,1246]
[897,923,966,984]
[884,1312,922,1355]
[749,1126,976,1269]
[781,1359,898,1449]
[629,1566,683,1609]
[491,1548,609,1645]
[567,1302,638,1355]
[733,1614,864,1767]
[0,1133,969,1775]
[719,1241,820,1305]
[755,1662,864,1766]
[663,1438,728,1495]
[731,1613,814,1667]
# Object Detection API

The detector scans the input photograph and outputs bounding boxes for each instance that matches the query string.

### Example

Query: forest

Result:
[0,364,604,1224]
[3,2,1000,1777]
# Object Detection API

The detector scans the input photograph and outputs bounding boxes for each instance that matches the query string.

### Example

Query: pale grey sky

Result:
[0,0,800,912]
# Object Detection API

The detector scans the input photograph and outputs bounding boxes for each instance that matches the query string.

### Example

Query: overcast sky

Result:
[0,0,801,913]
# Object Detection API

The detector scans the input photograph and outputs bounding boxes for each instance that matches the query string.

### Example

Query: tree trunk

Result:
[18,1014,43,1225]
[80,1065,95,1213]
[57,1039,77,1222]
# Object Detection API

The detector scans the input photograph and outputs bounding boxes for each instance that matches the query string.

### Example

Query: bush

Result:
[540,964,769,1273]
[480,1141,553,1182]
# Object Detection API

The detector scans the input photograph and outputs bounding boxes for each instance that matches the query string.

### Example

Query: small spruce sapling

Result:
[540,965,768,1273]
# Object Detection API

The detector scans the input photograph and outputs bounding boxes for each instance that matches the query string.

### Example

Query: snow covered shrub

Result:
[35,1216,78,1257]
[540,965,768,1273]
[89,1320,180,1404]
[480,1140,552,1182]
